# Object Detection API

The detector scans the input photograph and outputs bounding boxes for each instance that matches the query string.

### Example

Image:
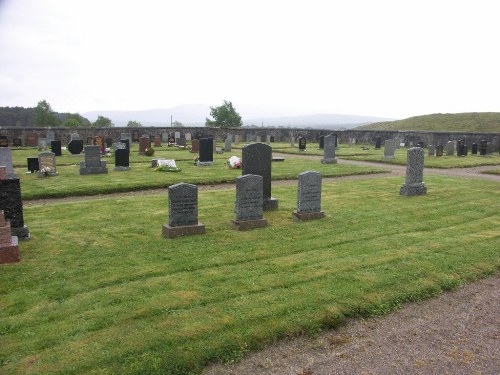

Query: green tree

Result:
[205,100,243,128]
[63,118,81,127]
[93,115,113,127]
[34,100,60,127]
[127,120,142,127]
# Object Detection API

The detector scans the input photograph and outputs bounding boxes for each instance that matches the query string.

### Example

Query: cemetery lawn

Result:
[17,160,386,200]
[1,176,499,375]
[481,169,500,175]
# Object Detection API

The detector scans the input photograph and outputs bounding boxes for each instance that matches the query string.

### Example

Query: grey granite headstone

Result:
[383,139,395,159]
[487,142,495,155]
[400,147,427,196]
[266,135,271,144]
[46,130,55,142]
[234,135,239,144]
[38,152,58,176]
[80,145,108,174]
[224,138,232,152]
[162,183,205,238]
[293,171,325,221]
[114,142,126,150]
[446,141,455,156]
[38,139,47,150]
[161,132,169,142]
[70,133,81,141]
[428,144,435,156]
[0,148,15,177]
[321,134,337,164]
[242,143,278,210]
[290,136,295,147]
[232,174,268,230]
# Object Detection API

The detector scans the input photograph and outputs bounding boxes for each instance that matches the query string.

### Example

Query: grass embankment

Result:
[1,176,499,374]
[16,156,385,200]
[355,112,500,132]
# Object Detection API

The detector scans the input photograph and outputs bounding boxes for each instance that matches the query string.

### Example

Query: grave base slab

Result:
[400,183,427,196]
[162,223,205,239]
[321,158,337,164]
[292,210,325,222]
[231,218,268,231]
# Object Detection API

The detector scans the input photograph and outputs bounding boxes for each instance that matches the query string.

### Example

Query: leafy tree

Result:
[127,120,142,127]
[63,118,81,127]
[61,113,90,127]
[172,120,183,127]
[34,100,60,127]
[205,100,242,128]
[93,115,113,127]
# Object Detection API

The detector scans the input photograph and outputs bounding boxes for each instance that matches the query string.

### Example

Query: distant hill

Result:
[0,106,91,127]
[84,104,392,128]
[355,112,500,133]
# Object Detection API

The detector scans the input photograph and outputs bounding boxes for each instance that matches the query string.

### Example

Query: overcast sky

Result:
[1,0,499,119]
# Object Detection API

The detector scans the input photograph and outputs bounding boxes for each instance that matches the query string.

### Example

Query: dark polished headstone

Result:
[375,137,381,149]
[12,138,22,147]
[471,143,478,155]
[67,139,84,155]
[480,140,488,156]
[27,157,39,173]
[436,144,444,157]
[298,137,306,151]
[242,143,278,210]
[0,176,30,239]
[319,135,324,149]
[197,138,213,165]
[50,140,62,156]
[80,146,108,174]
[114,149,130,171]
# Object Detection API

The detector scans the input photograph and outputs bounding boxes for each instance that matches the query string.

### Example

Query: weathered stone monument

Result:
[0,210,20,264]
[400,147,427,196]
[436,144,444,157]
[446,141,455,156]
[80,146,108,175]
[242,143,278,210]
[292,171,325,222]
[0,148,16,177]
[298,137,307,151]
[138,136,150,154]
[191,139,200,153]
[38,151,58,176]
[321,134,337,164]
[479,140,488,156]
[383,139,395,159]
[162,183,205,238]
[428,144,435,156]
[231,174,268,230]
[224,137,232,152]
[0,167,30,239]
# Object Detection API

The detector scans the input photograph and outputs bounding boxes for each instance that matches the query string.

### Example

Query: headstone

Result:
[80,145,108,175]
[12,138,22,147]
[138,136,150,154]
[162,183,205,238]
[457,139,467,157]
[0,210,20,263]
[471,143,478,155]
[428,145,435,156]
[321,134,337,164]
[86,137,93,145]
[265,135,271,144]
[479,140,488,156]
[383,139,395,159]
[114,142,126,151]
[38,152,59,177]
[270,136,275,142]
[319,135,325,149]
[105,138,113,148]
[67,139,84,155]
[120,133,133,147]
[292,171,325,222]
[232,174,267,230]
[161,132,169,142]
[375,137,381,149]
[168,136,175,145]
[70,132,81,141]
[234,135,239,144]
[416,141,425,148]
[174,131,181,140]
[486,142,494,155]
[114,148,130,171]
[27,157,39,173]
[400,147,427,196]
[27,132,38,147]
[154,136,162,147]
[38,139,48,150]
[436,144,444,157]
[50,140,62,156]
[242,143,278,210]
[185,133,192,141]
[45,130,55,143]
[191,139,200,153]
[298,137,306,151]
[177,137,187,147]
[197,138,214,166]
[446,141,455,156]
[0,148,15,177]
[290,136,295,147]
[224,138,232,152]
[0,172,31,239]
[120,139,130,152]
[132,131,140,142]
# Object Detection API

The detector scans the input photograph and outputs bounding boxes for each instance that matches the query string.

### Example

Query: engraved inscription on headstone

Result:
[292,171,325,221]
[80,145,108,174]
[400,147,427,196]
[232,174,268,230]
[38,151,58,176]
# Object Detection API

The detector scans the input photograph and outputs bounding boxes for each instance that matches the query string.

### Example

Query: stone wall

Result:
[0,127,499,149]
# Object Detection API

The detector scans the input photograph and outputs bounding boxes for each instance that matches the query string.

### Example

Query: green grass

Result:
[356,112,500,132]
[482,169,500,175]
[17,158,385,200]
[1,176,499,374]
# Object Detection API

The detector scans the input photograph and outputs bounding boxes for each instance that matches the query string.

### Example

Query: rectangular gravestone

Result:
[185,133,192,141]
[50,140,62,156]
[0,176,30,240]
[162,183,205,238]
[191,139,200,153]
[0,210,20,263]
[0,136,8,147]
[375,137,381,149]
[298,137,306,151]
[132,131,140,142]
[400,147,427,196]
[383,139,395,159]
[293,171,324,221]
[138,136,150,154]
[242,143,278,210]
[27,157,39,173]
[471,143,478,155]
[436,144,444,157]
[38,151,58,176]
[154,136,162,147]
[224,138,232,152]
[114,148,130,171]
[105,138,113,148]
[12,138,21,147]
[120,133,133,147]
[197,138,214,166]
[161,132,169,142]
[0,148,15,177]
[232,174,267,230]
[80,145,108,174]
[46,130,55,143]
[446,141,455,156]
[234,135,239,144]
[27,132,38,147]
[177,136,187,147]
[428,145,435,156]
[321,134,337,164]
[37,138,47,151]
[319,135,325,149]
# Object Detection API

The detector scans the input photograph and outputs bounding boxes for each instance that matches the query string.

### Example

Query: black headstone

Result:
[132,131,140,142]
[67,139,84,155]
[319,135,324,149]
[375,137,381,149]
[416,141,425,148]
[436,144,444,157]
[50,140,62,156]
[13,138,22,147]
[480,140,488,156]
[471,143,478,155]
[270,136,275,142]
[457,139,467,157]
[120,139,130,151]
[0,136,8,147]
[27,157,39,173]
[115,148,130,167]
[298,137,306,151]
[199,138,213,162]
